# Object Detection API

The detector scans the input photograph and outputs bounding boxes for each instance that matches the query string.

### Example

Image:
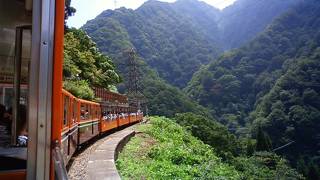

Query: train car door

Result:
[0,0,59,179]
[0,3,32,178]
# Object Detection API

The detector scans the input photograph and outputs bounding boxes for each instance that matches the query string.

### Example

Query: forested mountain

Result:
[83,0,221,88]
[65,0,320,178]
[82,0,299,88]
[219,0,300,49]
[186,0,320,174]
[140,62,211,117]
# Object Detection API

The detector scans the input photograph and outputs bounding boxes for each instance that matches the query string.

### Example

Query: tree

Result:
[256,126,272,151]
[174,112,238,160]
[65,0,76,28]
[63,28,121,99]
[307,164,320,180]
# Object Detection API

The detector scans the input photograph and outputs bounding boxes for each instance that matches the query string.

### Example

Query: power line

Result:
[273,140,295,152]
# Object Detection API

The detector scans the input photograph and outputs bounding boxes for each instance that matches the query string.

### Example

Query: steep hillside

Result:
[117,116,302,179]
[83,0,221,88]
[251,44,320,167]
[186,0,320,173]
[141,65,211,117]
[219,0,300,49]
[83,0,299,88]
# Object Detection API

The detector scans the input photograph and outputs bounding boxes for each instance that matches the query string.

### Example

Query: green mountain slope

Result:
[117,116,302,179]
[141,65,211,117]
[83,0,221,88]
[186,0,320,172]
[82,0,299,88]
[252,45,320,166]
[219,0,300,49]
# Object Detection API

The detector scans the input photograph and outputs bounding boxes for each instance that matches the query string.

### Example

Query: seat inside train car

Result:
[0,0,31,172]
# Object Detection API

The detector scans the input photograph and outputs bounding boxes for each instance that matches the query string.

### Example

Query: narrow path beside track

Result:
[67,125,136,180]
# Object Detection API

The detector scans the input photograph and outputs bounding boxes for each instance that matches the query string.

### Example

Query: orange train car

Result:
[77,98,100,145]
[60,88,143,167]
[61,90,80,164]
[100,105,119,133]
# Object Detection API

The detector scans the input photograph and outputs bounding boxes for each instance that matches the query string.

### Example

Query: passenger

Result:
[0,104,5,119]
[17,105,27,147]
[0,104,10,147]
[108,112,112,121]
[3,107,12,132]
[80,109,85,120]
[102,111,107,120]
[85,110,89,119]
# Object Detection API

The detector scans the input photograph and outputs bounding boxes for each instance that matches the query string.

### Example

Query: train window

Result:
[0,0,32,171]
[93,106,95,119]
[86,104,90,120]
[72,99,77,124]
[91,106,94,119]
[95,107,98,119]
[63,95,69,127]
[80,103,85,120]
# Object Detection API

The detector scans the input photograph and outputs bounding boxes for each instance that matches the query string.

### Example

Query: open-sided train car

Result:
[61,90,78,164]
[77,99,100,145]
[0,0,143,179]
[60,87,143,167]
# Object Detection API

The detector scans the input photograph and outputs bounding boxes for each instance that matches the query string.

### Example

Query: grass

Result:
[116,116,240,179]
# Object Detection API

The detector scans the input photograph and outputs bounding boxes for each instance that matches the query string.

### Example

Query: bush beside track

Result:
[116,116,240,179]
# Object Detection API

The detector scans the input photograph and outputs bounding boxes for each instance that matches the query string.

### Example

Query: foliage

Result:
[186,0,320,176]
[117,116,240,179]
[63,28,121,99]
[232,152,303,179]
[64,0,76,28]
[82,0,299,88]
[117,116,302,179]
[255,126,272,151]
[83,1,222,88]
[142,70,211,118]
[72,0,318,177]
[63,80,94,100]
[219,0,300,49]
[78,0,300,120]
[174,113,238,160]
[251,54,320,176]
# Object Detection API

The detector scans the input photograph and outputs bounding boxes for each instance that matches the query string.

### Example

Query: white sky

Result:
[67,0,237,28]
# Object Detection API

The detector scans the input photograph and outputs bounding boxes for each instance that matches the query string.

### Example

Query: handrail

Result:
[52,140,68,180]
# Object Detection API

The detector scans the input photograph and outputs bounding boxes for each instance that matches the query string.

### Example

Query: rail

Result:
[53,140,68,180]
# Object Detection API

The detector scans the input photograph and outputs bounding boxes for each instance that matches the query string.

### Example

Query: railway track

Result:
[67,126,136,180]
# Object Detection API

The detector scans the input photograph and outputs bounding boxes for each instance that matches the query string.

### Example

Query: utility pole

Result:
[114,0,117,9]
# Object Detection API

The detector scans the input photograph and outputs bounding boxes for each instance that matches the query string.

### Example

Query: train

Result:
[60,88,143,166]
[0,0,143,179]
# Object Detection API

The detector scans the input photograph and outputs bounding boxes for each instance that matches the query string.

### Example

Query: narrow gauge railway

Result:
[60,88,143,166]
[0,0,143,179]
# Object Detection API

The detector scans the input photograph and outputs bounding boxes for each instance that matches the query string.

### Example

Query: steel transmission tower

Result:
[124,48,145,112]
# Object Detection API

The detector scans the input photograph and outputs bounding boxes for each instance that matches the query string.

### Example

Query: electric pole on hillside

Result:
[114,0,117,9]
[124,48,146,112]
